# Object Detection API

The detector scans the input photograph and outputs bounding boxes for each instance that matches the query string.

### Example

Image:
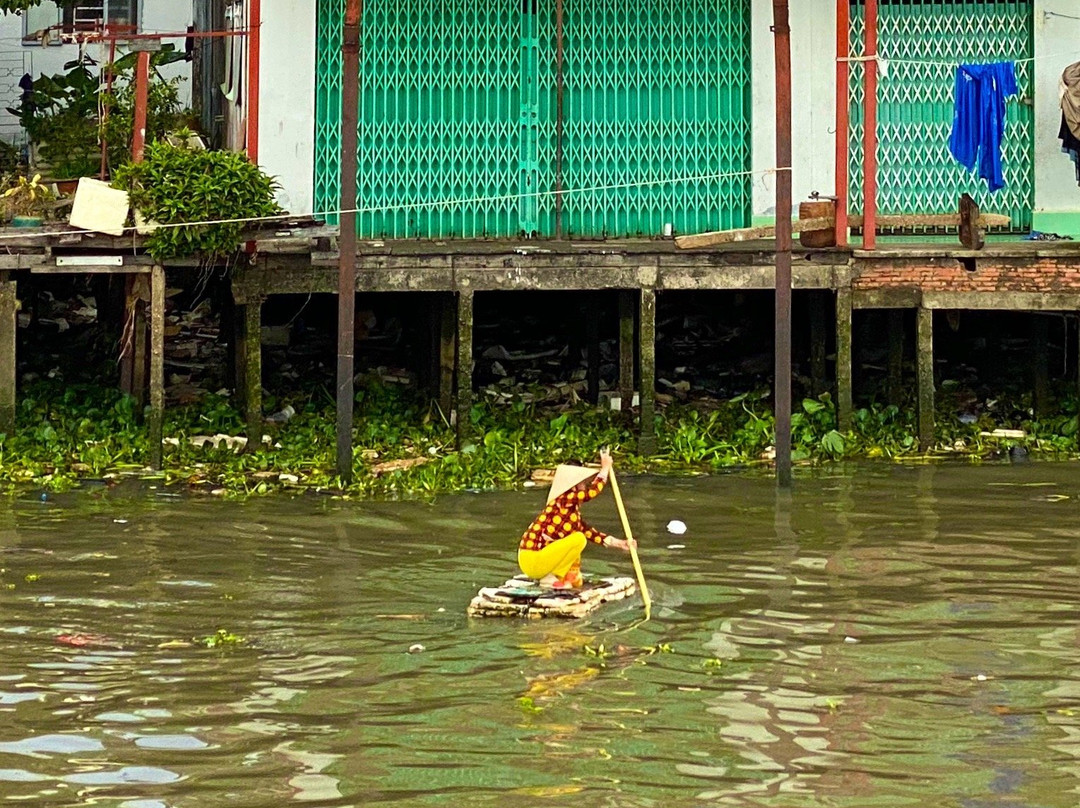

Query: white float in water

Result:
[667,520,687,535]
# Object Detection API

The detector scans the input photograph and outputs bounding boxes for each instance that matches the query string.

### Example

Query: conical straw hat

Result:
[546,464,599,504]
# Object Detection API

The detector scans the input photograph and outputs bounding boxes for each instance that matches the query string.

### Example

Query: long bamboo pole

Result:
[608,468,651,620]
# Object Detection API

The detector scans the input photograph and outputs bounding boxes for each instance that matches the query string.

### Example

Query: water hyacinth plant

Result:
[1,378,1076,498]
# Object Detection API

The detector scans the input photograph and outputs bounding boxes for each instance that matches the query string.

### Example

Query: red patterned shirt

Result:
[519,474,610,552]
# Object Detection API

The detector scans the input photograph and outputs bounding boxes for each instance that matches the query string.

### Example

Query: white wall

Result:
[751,0,837,222]
[256,0,316,215]
[1033,0,1080,226]
[0,0,192,144]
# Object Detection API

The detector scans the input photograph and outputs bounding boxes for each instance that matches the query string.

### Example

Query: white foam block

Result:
[68,177,130,237]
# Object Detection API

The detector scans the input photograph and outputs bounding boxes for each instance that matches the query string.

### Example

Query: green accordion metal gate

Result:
[314,0,751,239]
[848,0,1034,232]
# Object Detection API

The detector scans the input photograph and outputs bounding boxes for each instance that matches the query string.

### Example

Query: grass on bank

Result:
[0,380,1077,497]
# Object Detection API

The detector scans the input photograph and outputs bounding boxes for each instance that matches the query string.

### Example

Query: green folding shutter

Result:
[848,0,1034,232]
[536,0,752,238]
[315,0,752,239]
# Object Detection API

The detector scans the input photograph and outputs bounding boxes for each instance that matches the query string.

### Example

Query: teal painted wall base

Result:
[1032,212,1080,240]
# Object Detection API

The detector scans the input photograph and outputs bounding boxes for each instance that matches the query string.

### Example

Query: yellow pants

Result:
[518,532,587,580]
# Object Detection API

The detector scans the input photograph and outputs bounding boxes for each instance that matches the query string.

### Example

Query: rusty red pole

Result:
[834,0,849,247]
[773,0,793,488]
[246,0,261,163]
[862,0,879,250]
[336,0,361,482]
[554,0,565,238]
[131,51,150,162]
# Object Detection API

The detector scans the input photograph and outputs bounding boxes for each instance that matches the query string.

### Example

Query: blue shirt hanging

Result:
[948,61,1017,193]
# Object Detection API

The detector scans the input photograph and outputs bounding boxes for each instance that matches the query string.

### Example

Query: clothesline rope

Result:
[839,51,1080,69]
[0,166,792,244]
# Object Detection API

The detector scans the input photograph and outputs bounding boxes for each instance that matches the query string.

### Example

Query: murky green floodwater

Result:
[2,465,1080,807]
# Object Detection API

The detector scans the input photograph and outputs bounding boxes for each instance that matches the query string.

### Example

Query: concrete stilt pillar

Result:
[638,288,657,454]
[131,281,148,409]
[618,290,635,410]
[148,265,165,470]
[810,291,827,397]
[886,309,904,406]
[917,306,935,451]
[1033,315,1050,420]
[237,299,263,445]
[835,288,853,431]
[586,291,600,406]
[438,293,456,417]
[0,275,16,438]
[455,288,474,447]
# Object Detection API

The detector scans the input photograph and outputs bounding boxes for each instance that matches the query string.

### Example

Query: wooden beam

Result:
[675,213,1012,250]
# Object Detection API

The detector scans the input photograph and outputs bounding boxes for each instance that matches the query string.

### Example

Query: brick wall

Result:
[852,257,1080,293]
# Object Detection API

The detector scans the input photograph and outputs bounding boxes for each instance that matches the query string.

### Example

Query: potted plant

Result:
[2,173,54,227]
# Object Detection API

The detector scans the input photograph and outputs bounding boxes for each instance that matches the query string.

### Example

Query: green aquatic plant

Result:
[1,378,1077,498]
[197,629,245,649]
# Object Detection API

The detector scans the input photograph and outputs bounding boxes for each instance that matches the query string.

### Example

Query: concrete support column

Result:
[886,309,904,405]
[585,291,600,406]
[638,288,657,454]
[0,275,16,437]
[917,306,935,451]
[148,265,165,470]
[835,288,853,430]
[618,290,635,408]
[1033,315,1050,420]
[438,293,456,417]
[809,291,827,397]
[455,289,475,447]
[236,299,263,444]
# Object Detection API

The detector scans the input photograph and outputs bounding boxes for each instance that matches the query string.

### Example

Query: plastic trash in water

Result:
[666,520,687,535]
[266,404,295,424]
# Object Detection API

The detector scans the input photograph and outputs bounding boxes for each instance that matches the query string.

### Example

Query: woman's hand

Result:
[604,537,636,553]
[599,447,613,474]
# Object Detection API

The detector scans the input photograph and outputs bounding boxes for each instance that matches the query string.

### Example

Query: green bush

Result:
[113,141,281,262]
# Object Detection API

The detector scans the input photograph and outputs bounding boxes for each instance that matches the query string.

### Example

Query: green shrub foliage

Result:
[113,142,281,262]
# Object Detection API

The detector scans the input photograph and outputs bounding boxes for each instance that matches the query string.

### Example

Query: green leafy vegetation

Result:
[196,629,245,649]
[0,379,1077,498]
[113,141,281,262]
[6,49,188,178]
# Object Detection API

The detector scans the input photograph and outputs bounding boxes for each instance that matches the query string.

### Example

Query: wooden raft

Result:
[467,575,637,619]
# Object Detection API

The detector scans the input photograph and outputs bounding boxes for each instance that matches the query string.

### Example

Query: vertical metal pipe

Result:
[773,0,793,488]
[834,0,849,247]
[132,51,151,163]
[337,0,362,482]
[862,0,879,250]
[554,0,565,237]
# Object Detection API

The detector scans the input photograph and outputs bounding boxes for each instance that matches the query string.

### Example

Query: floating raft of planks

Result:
[467,575,637,619]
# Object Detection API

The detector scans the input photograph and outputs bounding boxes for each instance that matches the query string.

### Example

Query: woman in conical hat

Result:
[518,448,635,589]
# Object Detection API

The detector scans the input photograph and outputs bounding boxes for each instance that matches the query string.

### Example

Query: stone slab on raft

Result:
[467,575,637,619]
